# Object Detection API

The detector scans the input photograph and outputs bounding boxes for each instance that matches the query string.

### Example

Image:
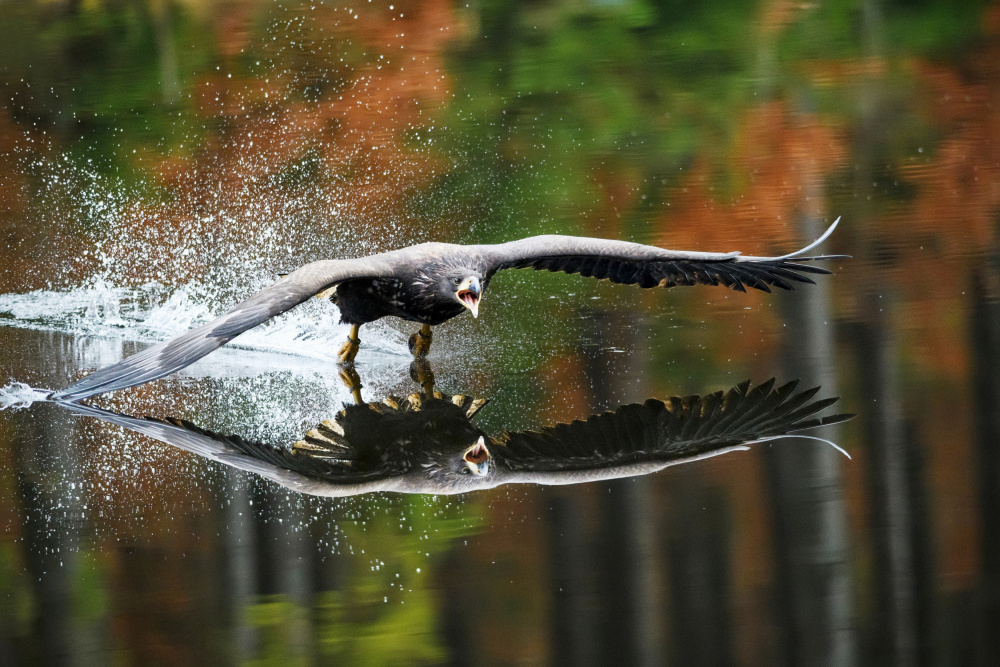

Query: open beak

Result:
[463,436,490,477]
[456,276,481,318]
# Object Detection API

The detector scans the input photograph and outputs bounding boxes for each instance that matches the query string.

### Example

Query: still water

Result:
[1,1,998,665]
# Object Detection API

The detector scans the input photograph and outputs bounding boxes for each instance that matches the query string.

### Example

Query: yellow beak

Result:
[463,436,490,476]
[456,276,481,318]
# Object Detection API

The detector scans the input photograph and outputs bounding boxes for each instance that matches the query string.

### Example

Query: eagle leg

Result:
[337,323,361,364]
[409,357,435,396]
[337,364,364,405]
[408,324,433,358]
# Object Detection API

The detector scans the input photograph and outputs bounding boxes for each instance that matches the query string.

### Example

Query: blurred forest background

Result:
[2,0,1000,665]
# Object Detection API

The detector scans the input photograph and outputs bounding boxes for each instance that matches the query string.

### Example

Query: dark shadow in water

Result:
[972,260,1000,666]
[48,363,852,498]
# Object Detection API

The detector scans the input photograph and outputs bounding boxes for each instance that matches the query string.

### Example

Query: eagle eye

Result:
[451,277,462,285]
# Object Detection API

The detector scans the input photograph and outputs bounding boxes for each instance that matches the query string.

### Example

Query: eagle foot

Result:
[337,339,359,364]
[408,325,433,357]
[409,357,435,396]
[338,365,364,405]
[337,324,361,364]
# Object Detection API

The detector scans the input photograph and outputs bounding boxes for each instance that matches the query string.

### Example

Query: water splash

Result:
[0,279,410,373]
[1,140,417,381]
[0,382,52,411]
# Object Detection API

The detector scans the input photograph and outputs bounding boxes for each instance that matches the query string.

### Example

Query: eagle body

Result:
[331,246,492,326]
[52,222,845,402]
[332,278,431,324]
[329,395,486,478]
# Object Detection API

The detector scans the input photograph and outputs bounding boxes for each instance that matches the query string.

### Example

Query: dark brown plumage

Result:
[52,219,845,401]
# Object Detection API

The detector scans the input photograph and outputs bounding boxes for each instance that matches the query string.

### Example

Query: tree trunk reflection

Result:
[765,213,855,667]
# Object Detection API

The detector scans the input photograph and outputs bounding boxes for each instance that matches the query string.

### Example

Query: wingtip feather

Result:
[774,216,842,260]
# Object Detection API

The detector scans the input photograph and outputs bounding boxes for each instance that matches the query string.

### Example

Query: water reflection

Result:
[51,368,851,497]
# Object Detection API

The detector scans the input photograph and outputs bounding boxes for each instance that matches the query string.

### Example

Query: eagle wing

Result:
[51,255,402,402]
[483,218,845,292]
[53,400,406,496]
[493,379,852,486]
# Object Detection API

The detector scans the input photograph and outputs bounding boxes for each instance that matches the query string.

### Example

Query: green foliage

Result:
[0,1,211,180]
[244,493,480,665]
[246,597,310,667]
[426,0,764,238]
[72,548,110,623]
[315,587,446,666]
[0,543,34,639]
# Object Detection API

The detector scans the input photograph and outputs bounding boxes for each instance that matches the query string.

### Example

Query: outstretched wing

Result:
[51,255,400,402]
[52,400,404,497]
[484,218,845,293]
[494,379,852,486]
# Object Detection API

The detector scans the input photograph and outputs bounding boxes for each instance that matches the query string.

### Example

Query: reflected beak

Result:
[463,436,490,477]
[456,276,481,319]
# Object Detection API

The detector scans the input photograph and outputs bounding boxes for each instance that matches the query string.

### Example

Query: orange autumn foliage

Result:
[652,100,847,365]
[126,0,461,278]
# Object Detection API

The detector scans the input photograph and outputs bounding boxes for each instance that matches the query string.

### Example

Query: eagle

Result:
[53,378,851,496]
[51,219,844,402]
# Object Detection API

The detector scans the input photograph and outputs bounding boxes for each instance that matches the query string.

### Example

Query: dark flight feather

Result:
[497,379,850,476]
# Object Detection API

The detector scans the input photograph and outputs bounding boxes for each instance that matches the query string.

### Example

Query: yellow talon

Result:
[337,324,361,363]
[408,324,433,358]
[337,364,363,405]
[410,357,435,396]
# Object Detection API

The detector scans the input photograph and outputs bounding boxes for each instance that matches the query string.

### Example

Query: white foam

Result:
[0,280,411,380]
[0,382,52,411]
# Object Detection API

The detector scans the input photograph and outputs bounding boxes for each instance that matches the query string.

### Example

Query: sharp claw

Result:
[338,325,361,363]
[408,325,433,358]
[410,358,435,396]
[337,341,359,363]
[338,366,360,386]
[337,365,363,404]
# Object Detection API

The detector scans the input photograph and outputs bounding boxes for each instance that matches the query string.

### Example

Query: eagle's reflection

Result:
[54,370,851,496]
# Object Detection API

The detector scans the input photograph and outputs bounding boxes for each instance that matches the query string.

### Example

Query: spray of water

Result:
[0,382,52,411]
[0,3,491,556]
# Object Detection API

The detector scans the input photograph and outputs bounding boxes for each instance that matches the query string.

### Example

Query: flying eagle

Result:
[53,378,851,496]
[52,219,844,402]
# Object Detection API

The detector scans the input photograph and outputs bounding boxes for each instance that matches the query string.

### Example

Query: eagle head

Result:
[427,435,492,487]
[460,436,491,477]
[447,272,482,318]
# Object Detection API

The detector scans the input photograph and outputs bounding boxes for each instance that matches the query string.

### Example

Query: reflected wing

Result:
[485,218,846,292]
[53,400,401,497]
[51,256,399,402]
[494,379,852,485]
[55,391,498,497]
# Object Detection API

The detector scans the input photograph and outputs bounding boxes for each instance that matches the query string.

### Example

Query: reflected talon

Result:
[408,324,433,358]
[337,324,361,364]
[410,357,435,396]
[338,365,364,405]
